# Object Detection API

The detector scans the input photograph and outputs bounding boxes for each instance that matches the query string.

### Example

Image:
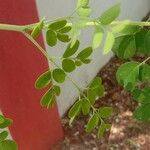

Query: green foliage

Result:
[68,100,82,119]
[0,140,18,150]
[46,29,57,46]
[48,20,67,30]
[0,131,8,142]
[63,40,80,58]
[31,19,44,39]
[77,47,93,59]
[40,89,55,108]
[113,35,136,59]
[98,107,113,118]
[116,62,139,90]
[1,2,150,148]
[52,69,66,83]
[86,113,99,132]
[98,122,111,138]
[0,115,17,150]
[35,70,51,89]
[144,30,150,54]
[62,58,76,72]
[57,33,70,43]
[0,115,12,129]
[103,31,115,54]
[92,26,104,49]
[87,77,105,105]
[99,3,120,25]
[81,98,91,115]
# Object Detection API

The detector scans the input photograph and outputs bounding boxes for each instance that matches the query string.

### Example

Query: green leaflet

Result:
[77,6,91,18]
[116,62,139,91]
[86,113,99,132]
[98,107,113,118]
[92,26,104,49]
[48,20,67,30]
[68,100,82,119]
[58,26,72,33]
[57,33,70,43]
[0,131,8,142]
[139,63,150,81]
[77,47,93,59]
[69,20,87,47]
[52,69,66,83]
[46,30,57,47]
[35,70,51,89]
[31,19,44,39]
[132,87,150,104]
[144,30,150,54]
[134,104,150,121]
[112,24,140,35]
[0,140,18,150]
[87,77,105,104]
[63,40,80,58]
[103,31,115,54]
[75,60,82,66]
[53,85,61,96]
[98,122,111,138]
[40,89,54,108]
[99,3,120,25]
[82,99,91,115]
[135,29,149,54]
[80,58,91,64]
[77,0,89,7]
[0,116,5,124]
[112,35,136,59]
[0,117,12,129]
[62,58,76,73]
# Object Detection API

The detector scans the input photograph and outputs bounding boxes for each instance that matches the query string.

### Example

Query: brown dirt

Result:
[53,56,150,150]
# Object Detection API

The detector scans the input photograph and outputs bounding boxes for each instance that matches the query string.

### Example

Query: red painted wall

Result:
[0,0,63,149]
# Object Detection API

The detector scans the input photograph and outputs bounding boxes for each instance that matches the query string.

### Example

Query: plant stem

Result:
[1,20,150,32]
[22,31,98,113]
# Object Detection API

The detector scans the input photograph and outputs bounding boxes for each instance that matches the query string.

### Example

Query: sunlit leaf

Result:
[0,131,8,141]
[58,26,72,33]
[31,19,44,39]
[57,33,70,43]
[82,99,91,115]
[48,20,67,30]
[103,31,115,54]
[116,62,139,90]
[53,85,61,96]
[98,107,113,118]
[99,3,120,25]
[134,104,150,121]
[46,30,57,47]
[40,89,54,108]
[0,140,18,150]
[52,69,66,83]
[92,26,104,49]
[35,70,51,89]
[68,100,82,118]
[62,59,76,73]
[63,40,80,58]
[113,35,136,59]
[77,47,93,59]
[86,113,99,132]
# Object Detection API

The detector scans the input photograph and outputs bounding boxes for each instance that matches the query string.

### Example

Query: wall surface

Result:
[36,0,150,116]
[0,0,63,149]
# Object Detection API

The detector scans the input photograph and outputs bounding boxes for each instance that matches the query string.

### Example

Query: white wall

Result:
[36,0,150,116]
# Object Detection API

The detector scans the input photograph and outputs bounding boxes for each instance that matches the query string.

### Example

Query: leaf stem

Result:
[1,20,150,32]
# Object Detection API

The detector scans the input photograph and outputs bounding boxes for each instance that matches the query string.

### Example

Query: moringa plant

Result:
[0,0,150,149]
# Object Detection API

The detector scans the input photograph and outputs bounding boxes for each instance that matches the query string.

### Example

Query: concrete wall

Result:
[36,0,150,116]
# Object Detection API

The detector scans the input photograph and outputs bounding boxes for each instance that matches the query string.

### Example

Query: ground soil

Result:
[53,55,150,150]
